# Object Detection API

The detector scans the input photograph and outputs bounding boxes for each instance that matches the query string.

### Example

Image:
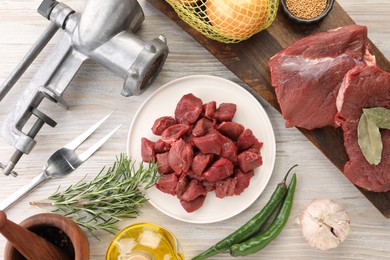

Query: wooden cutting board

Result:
[147,0,390,218]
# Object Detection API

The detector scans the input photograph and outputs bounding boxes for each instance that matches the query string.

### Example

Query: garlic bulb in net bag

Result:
[166,0,279,43]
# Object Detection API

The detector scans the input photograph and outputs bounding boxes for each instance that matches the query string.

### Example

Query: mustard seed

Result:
[286,0,328,20]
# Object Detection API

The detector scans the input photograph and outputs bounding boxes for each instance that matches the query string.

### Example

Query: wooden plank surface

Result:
[146,0,390,218]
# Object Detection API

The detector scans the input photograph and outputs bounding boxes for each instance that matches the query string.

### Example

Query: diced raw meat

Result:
[192,129,223,155]
[237,129,259,152]
[220,134,238,164]
[168,139,194,174]
[175,174,189,199]
[215,177,237,198]
[180,195,206,213]
[203,158,234,182]
[234,169,254,195]
[217,122,244,140]
[180,179,207,202]
[185,170,205,181]
[238,151,263,172]
[335,64,390,192]
[152,116,176,135]
[175,93,203,124]
[203,101,216,119]
[202,180,216,192]
[154,139,171,153]
[191,153,215,176]
[268,25,374,129]
[214,103,237,122]
[156,173,179,195]
[192,118,213,137]
[141,138,156,163]
[156,152,172,174]
[161,124,190,144]
[141,93,265,212]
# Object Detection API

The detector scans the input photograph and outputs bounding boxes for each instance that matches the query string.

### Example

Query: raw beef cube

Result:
[192,129,223,155]
[175,174,189,199]
[180,179,207,202]
[175,93,203,124]
[191,153,215,176]
[203,158,234,182]
[185,170,205,181]
[268,25,374,129]
[202,180,216,192]
[335,64,390,192]
[234,169,254,195]
[217,122,244,140]
[237,129,258,152]
[168,139,194,174]
[220,134,238,164]
[238,150,263,172]
[180,195,206,213]
[161,124,190,144]
[203,101,216,119]
[154,139,171,153]
[214,103,237,122]
[156,152,172,174]
[215,177,237,198]
[192,118,213,137]
[141,138,156,163]
[156,173,178,195]
[152,116,176,135]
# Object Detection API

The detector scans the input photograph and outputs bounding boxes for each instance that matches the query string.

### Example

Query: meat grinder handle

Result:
[0,22,59,102]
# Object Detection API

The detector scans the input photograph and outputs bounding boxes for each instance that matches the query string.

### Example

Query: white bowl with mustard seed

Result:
[280,0,335,24]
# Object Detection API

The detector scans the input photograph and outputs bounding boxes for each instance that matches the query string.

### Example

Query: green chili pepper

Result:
[229,173,297,257]
[191,165,298,260]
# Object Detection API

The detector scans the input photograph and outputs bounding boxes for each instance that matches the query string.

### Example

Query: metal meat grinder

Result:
[0,0,169,177]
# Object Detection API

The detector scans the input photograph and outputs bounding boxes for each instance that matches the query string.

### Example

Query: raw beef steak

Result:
[335,64,390,192]
[269,25,375,130]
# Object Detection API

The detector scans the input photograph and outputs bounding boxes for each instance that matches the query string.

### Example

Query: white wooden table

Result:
[1,0,390,259]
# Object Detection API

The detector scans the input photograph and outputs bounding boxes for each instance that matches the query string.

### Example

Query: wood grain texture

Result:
[1,0,390,259]
[146,0,390,218]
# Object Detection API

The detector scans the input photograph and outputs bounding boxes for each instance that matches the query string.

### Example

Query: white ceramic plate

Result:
[127,75,276,223]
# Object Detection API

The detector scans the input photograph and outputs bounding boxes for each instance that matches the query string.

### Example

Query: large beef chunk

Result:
[161,124,190,144]
[214,103,237,122]
[335,64,390,192]
[203,158,234,182]
[168,139,194,174]
[175,93,203,124]
[192,129,223,155]
[217,122,244,140]
[180,195,206,213]
[141,138,156,163]
[152,116,176,135]
[237,150,263,173]
[215,177,237,198]
[269,25,374,129]
[180,179,207,202]
[191,153,215,176]
[156,152,172,174]
[156,173,179,195]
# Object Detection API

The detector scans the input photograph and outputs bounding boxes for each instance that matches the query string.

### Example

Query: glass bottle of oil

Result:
[106,222,184,260]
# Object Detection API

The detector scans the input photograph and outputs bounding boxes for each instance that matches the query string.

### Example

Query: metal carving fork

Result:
[0,113,121,211]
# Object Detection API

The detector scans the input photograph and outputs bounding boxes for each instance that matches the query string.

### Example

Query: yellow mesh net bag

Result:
[165,0,279,43]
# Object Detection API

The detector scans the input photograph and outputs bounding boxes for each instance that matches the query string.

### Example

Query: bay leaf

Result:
[363,107,390,130]
[357,113,383,165]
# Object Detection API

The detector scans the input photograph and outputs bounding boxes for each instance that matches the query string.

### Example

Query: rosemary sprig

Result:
[30,154,159,237]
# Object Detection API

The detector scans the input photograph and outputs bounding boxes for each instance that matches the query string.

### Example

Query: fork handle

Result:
[0,171,49,211]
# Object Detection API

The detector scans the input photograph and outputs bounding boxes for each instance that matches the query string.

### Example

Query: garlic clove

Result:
[300,199,350,250]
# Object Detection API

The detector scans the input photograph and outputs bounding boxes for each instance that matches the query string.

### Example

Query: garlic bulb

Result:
[300,199,350,250]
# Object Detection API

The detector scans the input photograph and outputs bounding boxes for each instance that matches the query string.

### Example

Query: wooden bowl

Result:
[4,213,89,260]
[280,0,335,24]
